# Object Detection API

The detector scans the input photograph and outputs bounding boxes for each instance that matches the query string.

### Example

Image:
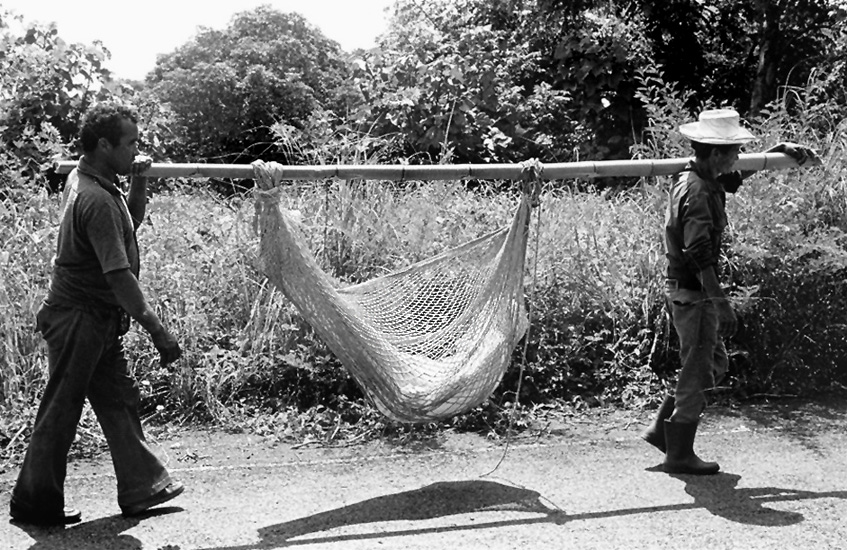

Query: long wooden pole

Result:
[51,153,807,180]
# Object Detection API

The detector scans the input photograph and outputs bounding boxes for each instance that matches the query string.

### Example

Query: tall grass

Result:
[723,106,847,395]
[0,185,57,401]
[2,89,846,461]
[0,182,59,459]
[524,183,669,406]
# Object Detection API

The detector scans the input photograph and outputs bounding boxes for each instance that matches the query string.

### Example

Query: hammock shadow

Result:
[219,480,560,549]
[269,479,553,537]
[199,477,847,549]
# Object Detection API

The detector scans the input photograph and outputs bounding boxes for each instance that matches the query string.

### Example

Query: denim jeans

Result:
[11,300,172,516]
[666,288,728,423]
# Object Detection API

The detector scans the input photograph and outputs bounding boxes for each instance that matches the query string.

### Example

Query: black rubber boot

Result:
[662,419,720,475]
[641,394,675,452]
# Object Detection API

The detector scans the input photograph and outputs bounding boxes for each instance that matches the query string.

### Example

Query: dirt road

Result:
[3,397,847,549]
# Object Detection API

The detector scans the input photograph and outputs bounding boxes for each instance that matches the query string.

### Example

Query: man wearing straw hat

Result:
[9,102,185,525]
[641,108,815,475]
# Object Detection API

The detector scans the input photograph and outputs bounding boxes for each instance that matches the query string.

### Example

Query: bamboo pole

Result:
[51,153,808,180]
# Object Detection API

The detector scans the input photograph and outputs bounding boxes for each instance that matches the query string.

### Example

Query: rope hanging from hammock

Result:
[252,160,537,422]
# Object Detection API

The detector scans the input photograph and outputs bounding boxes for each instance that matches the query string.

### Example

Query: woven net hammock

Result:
[252,160,533,423]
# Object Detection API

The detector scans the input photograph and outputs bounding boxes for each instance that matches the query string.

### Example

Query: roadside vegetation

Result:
[1,1,846,466]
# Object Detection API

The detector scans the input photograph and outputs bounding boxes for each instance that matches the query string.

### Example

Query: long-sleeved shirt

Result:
[665,162,742,290]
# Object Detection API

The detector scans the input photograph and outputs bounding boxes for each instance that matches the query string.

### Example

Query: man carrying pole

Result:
[10,102,184,525]
[641,108,817,475]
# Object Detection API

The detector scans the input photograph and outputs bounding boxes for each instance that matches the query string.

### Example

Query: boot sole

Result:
[663,463,720,475]
[10,507,82,525]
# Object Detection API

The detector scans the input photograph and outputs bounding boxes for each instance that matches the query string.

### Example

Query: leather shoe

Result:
[120,481,185,517]
[10,506,82,525]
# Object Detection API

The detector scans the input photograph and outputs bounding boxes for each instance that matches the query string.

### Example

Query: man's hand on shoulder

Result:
[766,142,820,167]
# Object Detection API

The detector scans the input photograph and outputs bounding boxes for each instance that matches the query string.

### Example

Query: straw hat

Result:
[678,109,757,144]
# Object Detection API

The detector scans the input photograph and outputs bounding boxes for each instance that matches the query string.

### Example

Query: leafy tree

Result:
[630,0,840,116]
[357,0,845,166]
[0,10,115,185]
[530,0,843,156]
[534,1,654,159]
[746,0,836,115]
[147,6,360,164]
[352,0,597,163]
[805,1,847,121]
[353,0,653,163]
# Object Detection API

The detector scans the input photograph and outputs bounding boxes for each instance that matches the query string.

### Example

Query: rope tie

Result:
[519,158,543,207]
[483,160,545,476]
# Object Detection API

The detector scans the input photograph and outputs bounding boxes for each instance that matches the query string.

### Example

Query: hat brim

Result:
[679,121,757,144]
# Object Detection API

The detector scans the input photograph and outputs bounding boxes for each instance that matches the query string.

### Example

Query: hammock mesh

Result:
[252,160,531,422]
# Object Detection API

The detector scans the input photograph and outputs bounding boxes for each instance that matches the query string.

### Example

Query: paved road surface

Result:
[3,398,846,549]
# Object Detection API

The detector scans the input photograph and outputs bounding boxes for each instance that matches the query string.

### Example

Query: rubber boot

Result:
[641,394,675,452]
[662,419,720,475]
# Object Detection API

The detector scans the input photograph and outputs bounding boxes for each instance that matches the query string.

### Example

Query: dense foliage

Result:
[146,7,360,164]
[5,1,844,168]
[350,0,846,163]
[0,11,115,191]
[1,1,847,458]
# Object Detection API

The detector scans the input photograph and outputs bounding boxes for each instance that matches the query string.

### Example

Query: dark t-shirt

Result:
[48,159,139,309]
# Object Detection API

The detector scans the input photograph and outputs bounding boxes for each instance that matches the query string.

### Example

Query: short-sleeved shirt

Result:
[665,162,742,290]
[48,158,139,309]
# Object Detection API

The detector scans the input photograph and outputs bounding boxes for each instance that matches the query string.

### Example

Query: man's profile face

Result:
[714,144,741,176]
[105,118,140,176]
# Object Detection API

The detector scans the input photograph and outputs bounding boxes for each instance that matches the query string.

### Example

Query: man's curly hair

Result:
[79,102,139,153]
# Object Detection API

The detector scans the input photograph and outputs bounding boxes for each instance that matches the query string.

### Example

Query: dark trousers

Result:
[11,301,171,516]
[666,288,729,423]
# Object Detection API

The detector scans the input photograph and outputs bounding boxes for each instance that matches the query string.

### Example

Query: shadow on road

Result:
[669,472,811,526]
[8,506,181,550]
[254,479,559,545]
[198,477,847,549]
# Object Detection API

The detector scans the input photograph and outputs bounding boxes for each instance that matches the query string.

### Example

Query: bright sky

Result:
[0,0,394,80]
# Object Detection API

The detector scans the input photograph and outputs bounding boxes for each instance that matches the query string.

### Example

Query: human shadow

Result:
[10,506,182,550]
[668,472,813,526]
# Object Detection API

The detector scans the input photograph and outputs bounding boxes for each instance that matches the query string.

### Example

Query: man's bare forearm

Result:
[125,177,148,229]
[104,268,165,335]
